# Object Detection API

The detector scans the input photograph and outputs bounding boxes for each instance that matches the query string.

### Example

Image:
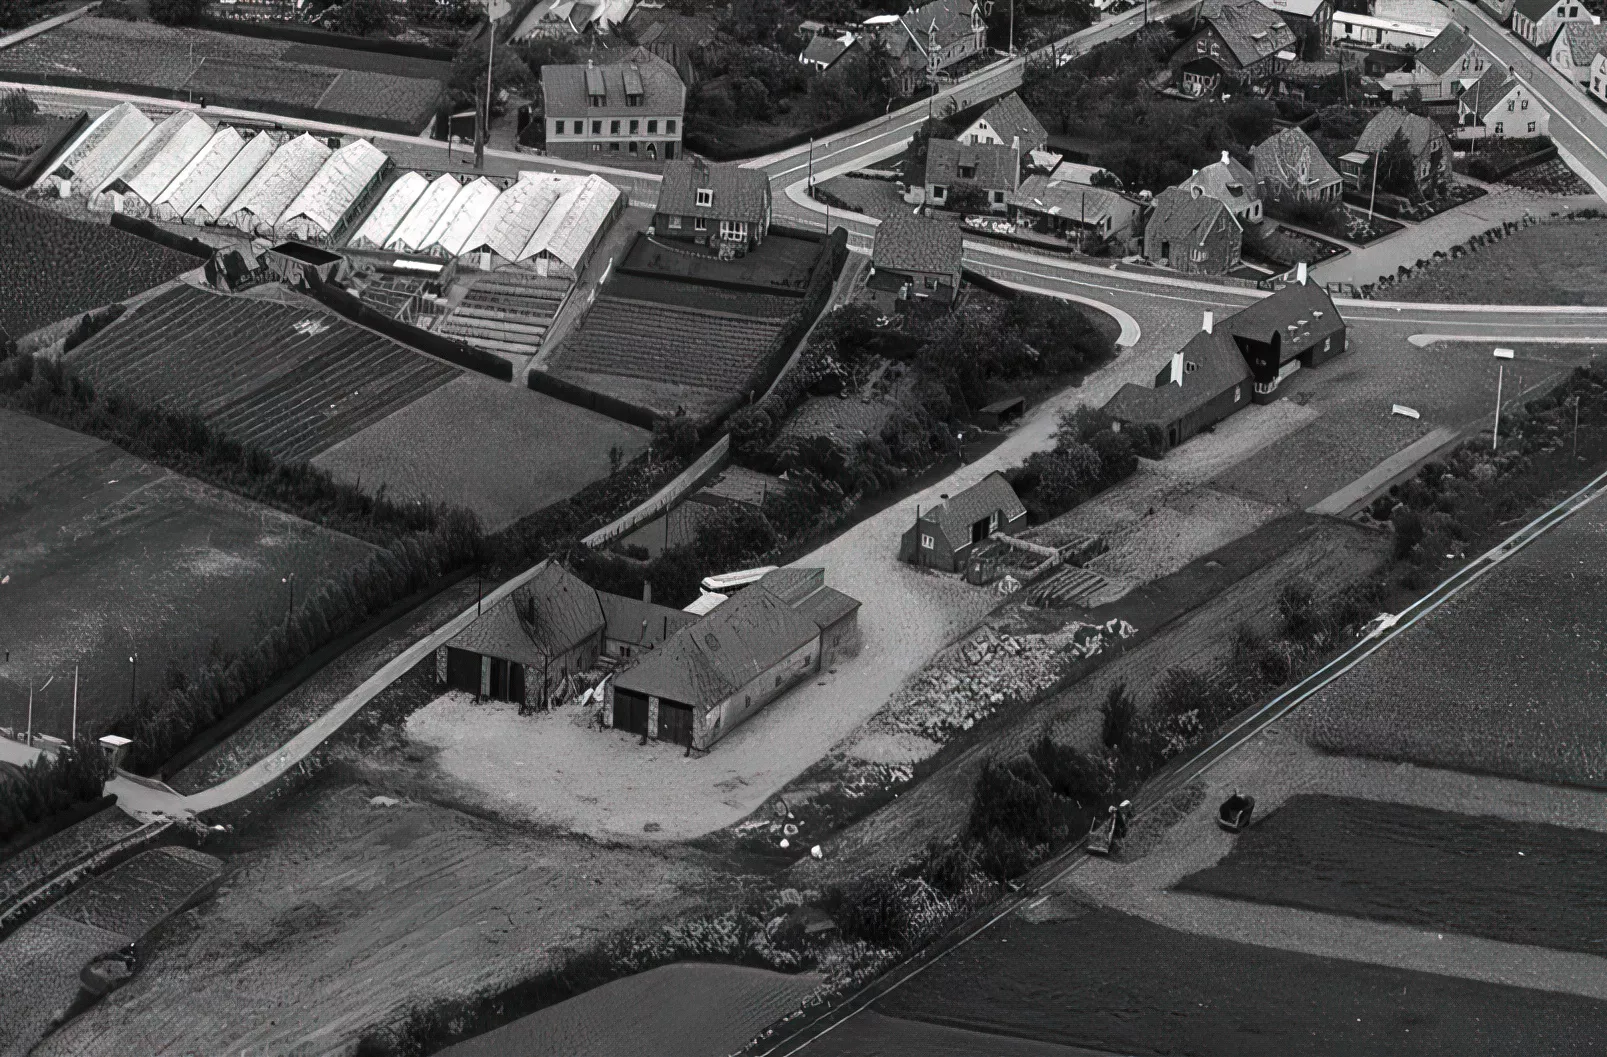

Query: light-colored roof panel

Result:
[186,131,277,225]
[36,102,141,189]
[275,138,388,239]
[421,177,501,257]
[350,170,429,249]
[527,173,620,269]
[97,110,213,202]
[59,103,154,193]
[462,173,575,260]
[220,133,333,234]
[385,173,461,252]
[152,127,245,221]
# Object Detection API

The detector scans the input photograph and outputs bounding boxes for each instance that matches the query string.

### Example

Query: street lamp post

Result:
[1493,348,1514,450]
[129,653,138,712]
[282,574,295,629]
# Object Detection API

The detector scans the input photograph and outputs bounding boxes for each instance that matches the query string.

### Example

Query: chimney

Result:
[1170,351,1185,386]
[642,580,652,604]
[1296,261,1308,285]
[1202,310,1213,334]
[1221,149,1230,165]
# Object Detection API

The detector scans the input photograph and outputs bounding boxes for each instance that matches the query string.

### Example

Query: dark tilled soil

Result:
[863,908,1607,1057]
[1176,794,1607,956]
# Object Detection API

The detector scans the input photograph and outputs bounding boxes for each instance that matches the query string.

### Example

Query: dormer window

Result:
[958,164,976,178]
[624,65,645,107]
[696,188,713,207]
[585,65,606,107]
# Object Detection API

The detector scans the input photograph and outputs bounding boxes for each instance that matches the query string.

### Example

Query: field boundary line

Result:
[0,2,98,51]
[580,436,730,548]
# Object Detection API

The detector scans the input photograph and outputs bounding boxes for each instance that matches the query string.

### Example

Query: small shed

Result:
[264,241,348,290]
[99,734,133,769]
[977,396,1025,428]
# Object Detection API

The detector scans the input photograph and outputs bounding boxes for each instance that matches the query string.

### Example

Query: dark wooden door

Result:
[509,663,525,706]
[446,647,480,694]
[658,702,694,747]
[614,689,650,735]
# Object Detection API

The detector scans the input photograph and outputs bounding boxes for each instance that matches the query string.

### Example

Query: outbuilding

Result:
[899,471,1028,572]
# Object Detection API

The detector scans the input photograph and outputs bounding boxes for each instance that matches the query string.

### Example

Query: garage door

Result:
[614,688,649,735]
[445,647,480,694]
[658,702,694,747]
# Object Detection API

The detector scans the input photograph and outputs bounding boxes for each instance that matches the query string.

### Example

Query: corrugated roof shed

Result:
[185,131,277,226]
[95,110,213,205]
[350,170,429,250]
[36,101,146,189]
[220,133,332,235]
[461,173,573,261]
[421,176,501,257]
[152,127,245,222]
[55,102,154,194]
[385,173,461,252]
[275,138,388,240]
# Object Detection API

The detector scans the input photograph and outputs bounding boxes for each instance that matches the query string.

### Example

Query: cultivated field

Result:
[66,284,460,462]
[311,374,650,533]
[1177,794,1607,956]
[1384,219,1607,305]
[0,194,198,341]
[49,845,222,938]
[0,807,139,909]
[0,18,444,128]
[858,908,1607,1056]
[0,409,376,736]
[36,772,730,1057]
[1297,492,1607,785]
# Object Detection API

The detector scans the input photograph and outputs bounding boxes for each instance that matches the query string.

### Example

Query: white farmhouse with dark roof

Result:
[956,93,1049,152]
[1456,65,1549,139]
[1511,0,1593,52]
[540,47,686,171]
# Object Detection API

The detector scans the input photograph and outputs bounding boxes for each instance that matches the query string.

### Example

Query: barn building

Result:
[605,567,859,750]
[1102,274,1346,449]
[898,472,1028,572]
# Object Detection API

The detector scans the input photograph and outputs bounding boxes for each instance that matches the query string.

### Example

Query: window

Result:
[958,164,976,178]
[1192,247,1207,261]
[989,512,1000,531]
[648,119,657,133]
[668,215,681,228]
[775,674,783,688]
[1323,337,1331,352]
[924,275,936,289]
[920,534,934,549]
[1508,100,1515,112]
[1233,385,1241,402]
[666,119,676,133]
[1521,98,1529,110]
[1460,57,1468,70]
[591,143,601,152]
[1529,121,1536,133]
[647,143,657,159]
[554,120,565,134]
[629,141,638,154]
[1495,121,1504,134]
[991,190,1004,204]
[610,142,620,151]
[610,119,620,134]
[630,119,639,134]
[931,184,947,200]
[694,216,706,231]
[591,120,602,135]
[627,92,643,107]
[696,188,713,207]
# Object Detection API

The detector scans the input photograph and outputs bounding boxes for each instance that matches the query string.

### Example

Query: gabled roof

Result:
[447,561,604,666]
[801,33,856,67]
[58,102,153,192]
[1355,107,1447,159]
[613,585,823,709]
[1556,20,1607,64]
[599,591,699,647]
[1252,127,1342,191]
[1415,23,1475,75]
[972,93,1049,150]
[794,585,861,630]
[462,173,572,261]
[421,176,501,257]
[1198,0,1296,67]
[918,471,1027,549]
[525,173,621,269]
[276,138,387,238]
[221,133,332,230]
[541,47,686,118]
[926,138,1021,189]
[754,567,824,605]
[98,110,213,201]
[1219,278,1343,349]
[872,213,963,275]
[186,131,277,224]
[1146,185,1241,246]
[1007,176,1134,228]
[655,159,770,223]
[1513,0,1559,20]
[1461,65,1521,121]
[1103,328,1252,425]
[1256,0,1325,18]
[882,0,981,60]
[351,170,429,249]
[1180,151,1260,208]
[385,173,461,252]
[152,127,245,221]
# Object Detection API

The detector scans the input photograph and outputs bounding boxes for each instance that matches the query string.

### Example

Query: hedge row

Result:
[0,737,112,845]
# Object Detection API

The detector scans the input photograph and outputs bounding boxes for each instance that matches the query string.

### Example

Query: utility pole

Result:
[1574,394,1581,456]
[71,665,78,744]
[282,574,294,630]
[1367,149,1379,222]
[1493,348,1514,450]
[128,653,137,712]
[26,678,32,747]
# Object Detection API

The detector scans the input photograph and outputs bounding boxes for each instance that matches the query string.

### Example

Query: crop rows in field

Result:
[553,294,786,398]
[66,284,458,461]
[280,42,453,81]
[604,272,799,319]
[0,195,199,340]
[51,846,222,939]
[314,69,444,127]
[189,59,338,107]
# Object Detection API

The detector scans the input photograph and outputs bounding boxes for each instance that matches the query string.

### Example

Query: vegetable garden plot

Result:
[279,43,452,80]
[1178,794,1607,956]
[314,69,444,127]
[187,60,339,107]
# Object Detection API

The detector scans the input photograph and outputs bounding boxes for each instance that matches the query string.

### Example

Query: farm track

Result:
[67,285,457,461]
[757,463,1607,1057]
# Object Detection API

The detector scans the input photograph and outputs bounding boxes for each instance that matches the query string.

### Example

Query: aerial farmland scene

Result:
[7,0,1607,1049]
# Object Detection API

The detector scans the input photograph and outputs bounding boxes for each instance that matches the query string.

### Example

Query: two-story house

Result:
[1143,185,1244,275]
[1180,151,1264,225]
[540,48,686,172]
[865,213,964,311]
[651,158,772,251]
[1343,107,1453,196]
[1511,0,1593,52]
[955,92,1049,152]
[1252,126,1343,209]
[1550,21,1607,84]
[1457,65,1550,138]
[1256,0,1333,49]
[1173,0,1298,95]
[872,0,989,96]
[1591,40,1607,100]
[925,138,1021,213]
[1384,23,1491,101]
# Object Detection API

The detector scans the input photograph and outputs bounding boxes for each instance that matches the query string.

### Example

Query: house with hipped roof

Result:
[1173,0,1297,96]
[1252,126,1343,208]
[1103,275,1345,449]
[898,472,1028,572]
[1339,107,1452,196]
[1456,65,1549,138]
[1550,21,1607,85]
[1180,150,1263,224]
[925,138,1021,212]
[605,567,860,750]
[1143,185,1243,275]
[867,213,964,310]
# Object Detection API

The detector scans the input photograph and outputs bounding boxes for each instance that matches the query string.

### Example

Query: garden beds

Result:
[1177,794,1607,955]
[1275,203,1404,246]
[1245,221,1348,268]
[1343,181,1485,222]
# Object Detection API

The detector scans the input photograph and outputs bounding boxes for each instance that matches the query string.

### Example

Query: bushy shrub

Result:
[1099,682,1136,749]
[827,874,911,950]
[968,758,1060,853]
[149,0,207,25]
[0,737,111,842]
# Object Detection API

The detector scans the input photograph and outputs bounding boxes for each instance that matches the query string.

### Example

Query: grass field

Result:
[311,374,650,533]
[0,194,198,341]
[862,907,1607,1057]
[0,409,376,738]
[1385,219,1607,305]
[623,234,822,292]
[1297,489,1607,785]
[66,283,460,462]
[1177,794,1607,955]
